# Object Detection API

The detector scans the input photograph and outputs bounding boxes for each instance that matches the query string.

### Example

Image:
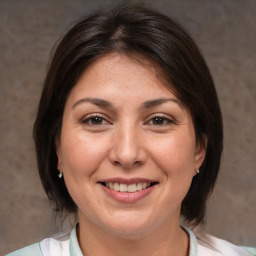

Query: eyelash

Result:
[81,113,175,127]
[81,114,111,126]
[145,114,176,126]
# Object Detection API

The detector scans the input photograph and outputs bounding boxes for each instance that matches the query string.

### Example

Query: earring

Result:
[196,169,200,174]
[58,171,63,178]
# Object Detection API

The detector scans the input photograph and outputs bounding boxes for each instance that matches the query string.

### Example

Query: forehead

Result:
[67,53,178,104]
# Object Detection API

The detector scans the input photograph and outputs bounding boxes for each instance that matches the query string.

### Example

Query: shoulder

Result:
[5,243,42,256]
[39,230,70,255]
[6,229,71,256]
[196,231,256,256]
[241,247,256,256]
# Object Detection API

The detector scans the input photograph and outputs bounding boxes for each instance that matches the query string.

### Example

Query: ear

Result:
[55,137,63,172]
[194,135,207,173]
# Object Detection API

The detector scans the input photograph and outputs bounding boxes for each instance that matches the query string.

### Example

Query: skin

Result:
[56,53,206,256]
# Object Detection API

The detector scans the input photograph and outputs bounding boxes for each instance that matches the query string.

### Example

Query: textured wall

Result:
[1,0,255,254]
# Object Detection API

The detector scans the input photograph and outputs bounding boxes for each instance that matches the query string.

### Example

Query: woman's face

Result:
[56,53,205,237]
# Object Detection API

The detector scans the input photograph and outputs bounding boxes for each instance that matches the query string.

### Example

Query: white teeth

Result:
[114,183,120,191]
[128,184,137,192]
[142,182,147,189]
[137,183,142,191]
[119,184,127,192]
[109,182,114,189]
[105,182,152,192]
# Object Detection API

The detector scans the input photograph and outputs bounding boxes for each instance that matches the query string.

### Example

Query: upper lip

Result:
[98,177,158,185]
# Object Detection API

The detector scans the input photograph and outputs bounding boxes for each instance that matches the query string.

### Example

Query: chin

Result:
[101,213,156,238]
[107,225,151,239]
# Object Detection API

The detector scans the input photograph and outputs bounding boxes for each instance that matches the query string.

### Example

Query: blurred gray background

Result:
[0,0,255,254]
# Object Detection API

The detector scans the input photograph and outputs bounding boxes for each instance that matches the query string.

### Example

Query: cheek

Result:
[60,130,109,177]
[149,133,196,174]
[59,132,111,209]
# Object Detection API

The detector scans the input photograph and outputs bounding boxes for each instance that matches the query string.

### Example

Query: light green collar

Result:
[69,225,198,256]
[69,226,83,256]
[182,226,198,256]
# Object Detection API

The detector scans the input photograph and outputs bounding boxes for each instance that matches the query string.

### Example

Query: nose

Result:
[108,123,147,169]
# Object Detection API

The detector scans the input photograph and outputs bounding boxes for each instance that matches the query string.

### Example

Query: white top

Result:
[6,225,256,256]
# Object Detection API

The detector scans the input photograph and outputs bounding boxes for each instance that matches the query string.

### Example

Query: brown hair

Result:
[33,4,223,225]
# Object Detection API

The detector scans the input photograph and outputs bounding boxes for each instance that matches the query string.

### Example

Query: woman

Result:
[7,5,255,256]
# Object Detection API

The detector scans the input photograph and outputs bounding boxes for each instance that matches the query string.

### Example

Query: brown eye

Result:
[90,116,103,125]
[152,117,165,125]
[82,115,109,125]
[148,116,173,126]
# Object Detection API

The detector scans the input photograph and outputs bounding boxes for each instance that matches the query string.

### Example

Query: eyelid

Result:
[144,113,177,125]
[81,113,112,125]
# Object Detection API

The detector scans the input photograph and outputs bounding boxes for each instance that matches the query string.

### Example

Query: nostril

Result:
[112,159,142,169]
[108,137,147,168]
[113,160,121,166]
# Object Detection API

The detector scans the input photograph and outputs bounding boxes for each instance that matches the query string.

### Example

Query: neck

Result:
[77,218,189,256]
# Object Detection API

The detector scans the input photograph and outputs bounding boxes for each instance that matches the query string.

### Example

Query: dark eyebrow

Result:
[142,98,182,109]
[72,97,113,109]
[72,97,181,110]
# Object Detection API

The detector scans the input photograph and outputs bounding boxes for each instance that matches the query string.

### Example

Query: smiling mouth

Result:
[100,182,158,193]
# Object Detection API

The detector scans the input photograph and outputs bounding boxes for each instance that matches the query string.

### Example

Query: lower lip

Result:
[101,185,155,203]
